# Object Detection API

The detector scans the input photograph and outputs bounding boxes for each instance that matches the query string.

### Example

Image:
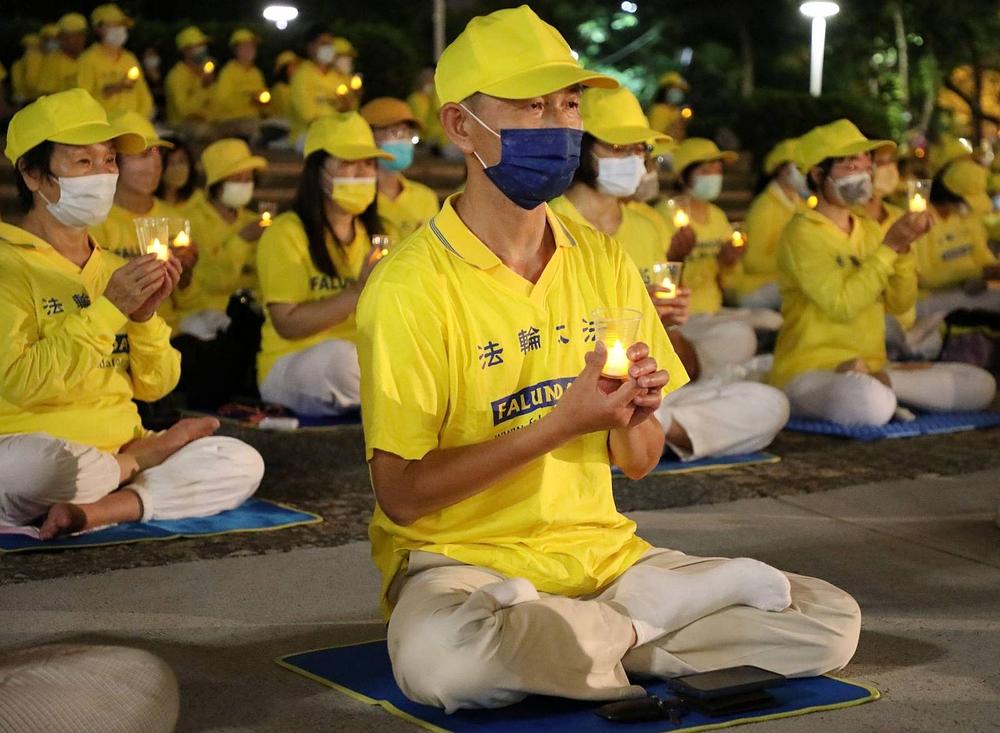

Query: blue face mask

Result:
[379,140,415,172]
[461,104,582,210]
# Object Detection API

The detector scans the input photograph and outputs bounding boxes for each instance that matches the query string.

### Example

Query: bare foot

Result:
[120,417,220,472]
[39,502,87,540]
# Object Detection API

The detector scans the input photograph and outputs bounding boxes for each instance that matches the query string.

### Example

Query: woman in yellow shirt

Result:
[75,3,154,118]
[155,135,198,208]
[164,26,216,135]
[289,26,351,143]
[214,29,269,134]
[0,89,262,540]
[772,119,994,425]
[256,112,388,415]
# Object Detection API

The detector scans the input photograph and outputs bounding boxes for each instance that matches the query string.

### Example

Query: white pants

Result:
[784,363,997,426]
[0,644,178,733]
[916,288,1000,320]
[0,433,264,527]
[656,380,789,460]
[259,339,361,416]
[177,309,232,341]
[734,281,782,311]
[387,549,860,712]
[679,313,759,377]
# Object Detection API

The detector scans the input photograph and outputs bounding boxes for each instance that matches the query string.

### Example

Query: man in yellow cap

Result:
[165,26,216,135]
[360,97,440,239]
[76,4,153,119]
[648,70,691,141]
[37,13,89,96]
[214,29,269,135]
[289,25,351,143]
[356,5,860,712]
[11,34,42,105]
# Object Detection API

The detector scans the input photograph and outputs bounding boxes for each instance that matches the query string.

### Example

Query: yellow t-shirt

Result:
[165,62,215,126]
[357,196,689,617]
[770,208,917,388]
[377,176,440,241]
[256,211,370,382]
[653,199,734,314]
[178,194,259,317]
[733,182,802,297]
[36,51,80,95]
[76,45,154,118]
[913,208,996,292]
[289,60,348,138]
[269,81,291,119]
[0,223,180,452]
[214,61,267,121]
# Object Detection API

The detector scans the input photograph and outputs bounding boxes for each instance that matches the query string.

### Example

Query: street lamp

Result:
[263,4,298,30]
[800,2,839,97]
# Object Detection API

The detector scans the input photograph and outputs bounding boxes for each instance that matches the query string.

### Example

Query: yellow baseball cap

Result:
[109,111,174,150]
[229,28,259,46]
[304,112,394,161]
[21,33,40,47]
[58,13,88,34]
[796,119,895,172]
[5,89,146,164]
[673,137,738,173]
[176,26,209,50]
[360,97,421,130]
[41,24,60,39]
[942,158,991,214]
[763,138,800,175]
[201,139,267,186]
[581,87,669,147]
[930,136,974,176]
[274,50,299,72]
[91,3,133,27]
[657,71,688,90]
[333,37,357,57]
[435,5,617,105]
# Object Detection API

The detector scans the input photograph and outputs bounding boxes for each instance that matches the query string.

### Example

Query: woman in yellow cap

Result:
[256,113,388,415]
[37,13,89,96]
[0,89,263,541]
[214,29,269,136]
[289,25,352,144]
[164,26,216,135]
[155,135,198,207]
[648,71,690,141]
[771,119,994,425]
[360,97,440,239]
[76,4,153,119]
[731,137,809,310]
[270,51,301,121]
[551,86,789,464]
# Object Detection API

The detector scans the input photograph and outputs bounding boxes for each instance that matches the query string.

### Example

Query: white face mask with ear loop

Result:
[220,181,254,209]
[594,154,646,197]
[38,173,119,229]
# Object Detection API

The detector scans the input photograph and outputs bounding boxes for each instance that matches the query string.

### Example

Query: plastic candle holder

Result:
[651,262,684,300]
[731,230,746,247]
[908,178,932,213]
[167,217,191,248]
[258,90,272,104]
[663,198,690,228]
[592,307,642,379]
[258,201,278,228]
[134,217,171,260]
[126,66,141,81]
[371,234,391,259]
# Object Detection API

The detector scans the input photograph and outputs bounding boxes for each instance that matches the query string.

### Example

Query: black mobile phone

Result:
[665,666,786,701]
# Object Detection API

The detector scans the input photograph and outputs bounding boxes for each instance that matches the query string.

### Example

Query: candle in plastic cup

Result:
[908,179,932,213]
[135,216,170,259]
[258,90,271,104]
[673,208,689,228]
[350,74,363,91]
[651,261,683,300]
[257,201,277,228]
[203,60,215,74]
[731,230,745,247]
[173,230,190,247]
[147,238,169,261]
[592,307,642,379]
[260,212,273,227]
[127,66,141,81]
[166,217,191,248]
[605,340,630,377]
[336,83,348,96]
[371,235,391,259]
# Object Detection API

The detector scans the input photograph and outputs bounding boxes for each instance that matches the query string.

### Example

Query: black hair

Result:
[14,141,55,213]
[155,135,199,202]
[571,133,600,189]
[303,23,332,46]
[806,158,836,193]
[292,151,384,279]
[931,165,968,206]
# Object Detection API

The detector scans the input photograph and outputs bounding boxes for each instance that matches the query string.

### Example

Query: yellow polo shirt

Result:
[215,61,267,121]
[289,60,348,138]
[653,200,734,314]
[913,208,996,292]
[733,182,802,298]
[0,223,180,452]
[76,45,154,118]
[36,51,80,95]
[771,208,917,388]
[256,211,371,382]
[358,196,688,617]
[165,62,215,125]
[377,176,440,240]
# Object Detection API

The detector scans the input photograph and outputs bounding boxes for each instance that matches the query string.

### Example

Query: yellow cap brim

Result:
[306,143,394,161]
[49,123,146,155]
[587,124,670,147]
[802,138,896,171]
[206,155,268,186]
[477,63,618,102]
[148,138,175,150]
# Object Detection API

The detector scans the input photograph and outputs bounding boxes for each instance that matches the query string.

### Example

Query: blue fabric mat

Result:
[785,410,1000,441]
[0,498,321,553]
[277,641,879,733]
[613,452,779,478]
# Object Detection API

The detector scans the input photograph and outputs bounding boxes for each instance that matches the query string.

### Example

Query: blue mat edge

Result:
[275,640,881,733]
[612,452,780,478]
[0,498,323,554]
[784,411,1000,442]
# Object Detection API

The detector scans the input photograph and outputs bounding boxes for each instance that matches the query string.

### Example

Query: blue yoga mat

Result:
[612,452,779,478]
[785,410,1000,442]
[278,641,878,733]
[0,498,321,553]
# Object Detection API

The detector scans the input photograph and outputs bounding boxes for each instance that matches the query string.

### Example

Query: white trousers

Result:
[784,363,997,426]
[177,309,232,341]
[680,313,758,377]
[656,380,789,460]
[387,549,860,712]
[0,433,264,527]
[259,339,361,416]
[915,287,1000,320]
[0,644,178,733]
[734,281,782,311]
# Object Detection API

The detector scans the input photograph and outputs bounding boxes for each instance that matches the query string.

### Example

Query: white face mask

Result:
[827,171,872,206]
[104,26,128,48]
[690,172,723,201]
[594,155,645,197]
[220,181,254,209]
[784,165,810,198]
[39,173,119,229]
[315,44,336,65]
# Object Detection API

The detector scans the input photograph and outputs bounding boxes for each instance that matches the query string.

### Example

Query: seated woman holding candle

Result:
[552,87,789,461]
[256,112,389,416]
[155,135,198,208]
[0,89,263,539]
[771,119,996,426]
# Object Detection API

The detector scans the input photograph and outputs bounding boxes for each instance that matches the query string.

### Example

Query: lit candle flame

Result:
[336,83,348,96]
[673,208,690,228]
[148,238,169,261]
[910,193,927,213]
[258,90,271,104]
[127,66,141,81]
[173,230,190,247]
[806,195,818,209]
[259,211,273,228]
[203,60,215,74]
[680,106,693,120]
[655,278,677,300]
[350,74,363,91]
[604,339,631,378]
[731,231,745,247]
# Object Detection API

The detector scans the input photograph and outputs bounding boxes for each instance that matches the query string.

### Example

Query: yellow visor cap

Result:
[229,28,259,46]
[942,159,991,214]
[796,119,895,173]
[58,13,88,34]
[582,86,670,147]
[91,3,133,27]
[763,138,800,175]
[201,138,268,186]
[274,50,299,72]
[360,97,421,131]
[333,37,357,57]
[673,137,738,173]
[22,34,41,47]
[41,24,60,39]
[435,5,617,105]
[109,111,174,150]
[657,71,688,90]
[176,26,209,50]
[5,89,146,164]
[930,137,974,176]
[303,112,394,161]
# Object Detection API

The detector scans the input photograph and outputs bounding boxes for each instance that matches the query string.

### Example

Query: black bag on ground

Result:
[937,308,1000,378]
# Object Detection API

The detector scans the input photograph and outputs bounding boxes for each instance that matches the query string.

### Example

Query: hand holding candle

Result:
[134,216,171,261]
[592,307,642,379]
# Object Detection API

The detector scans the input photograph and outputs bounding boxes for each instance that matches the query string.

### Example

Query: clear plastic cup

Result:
[134,217,171,260]
[592,307,642,379]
